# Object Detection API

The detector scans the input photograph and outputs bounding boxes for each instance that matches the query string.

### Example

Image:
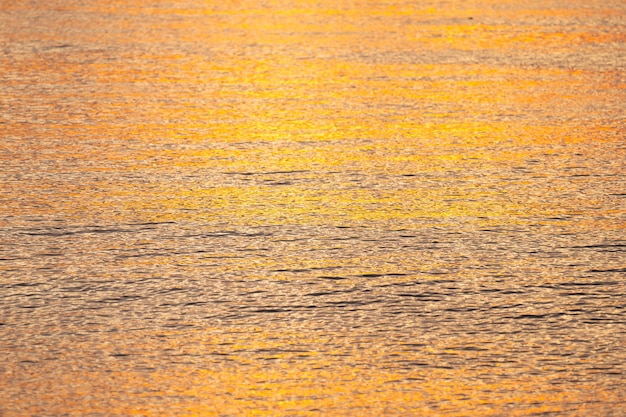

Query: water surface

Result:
[1,0,625,415]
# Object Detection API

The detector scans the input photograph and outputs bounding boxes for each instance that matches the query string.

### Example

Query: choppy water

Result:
[1,0,625,415]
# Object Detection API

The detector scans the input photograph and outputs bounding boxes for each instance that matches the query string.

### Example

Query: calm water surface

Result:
[1,0,625,415]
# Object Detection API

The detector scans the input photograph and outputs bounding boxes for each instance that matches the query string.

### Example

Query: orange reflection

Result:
[1,0,624,415]
[6,327,623,416]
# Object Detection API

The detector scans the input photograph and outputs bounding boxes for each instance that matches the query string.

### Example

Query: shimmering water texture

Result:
[1,0,625,415]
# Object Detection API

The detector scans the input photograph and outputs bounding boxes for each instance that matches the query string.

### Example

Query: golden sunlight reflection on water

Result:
[1,0,625,415]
